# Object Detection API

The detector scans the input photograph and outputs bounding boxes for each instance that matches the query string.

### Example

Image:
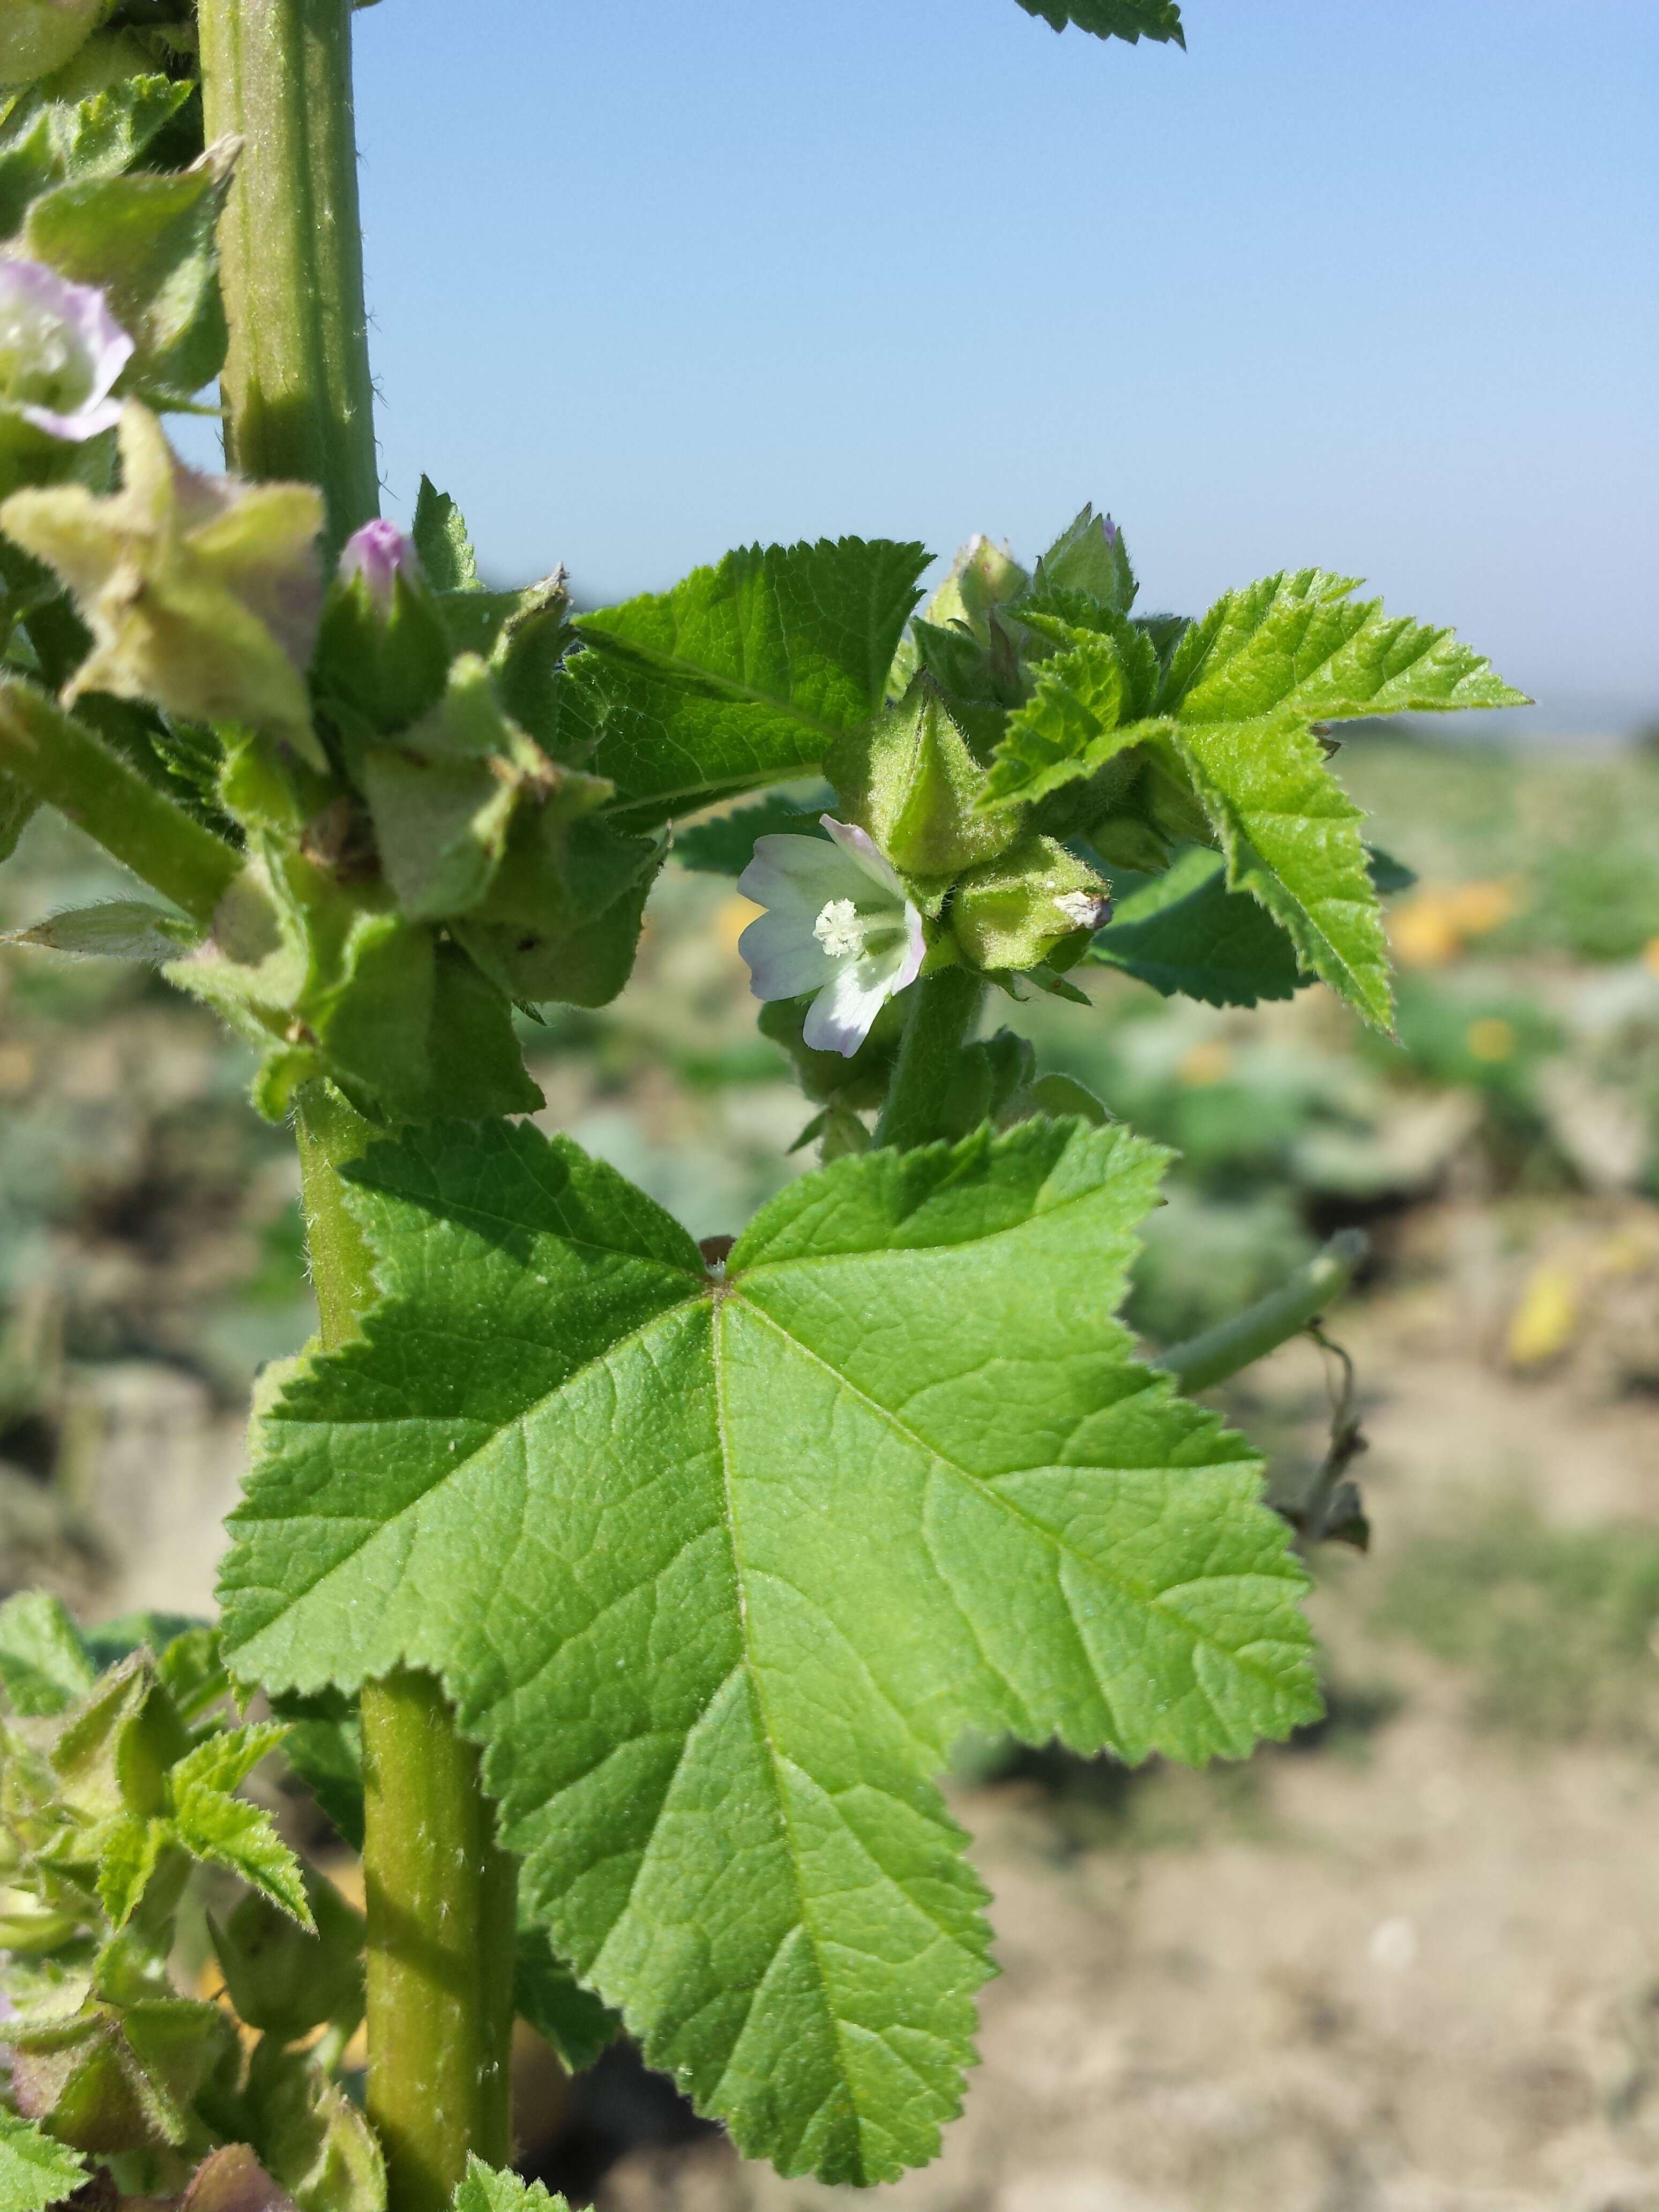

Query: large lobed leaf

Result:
[563,538,928,828]
[220,1118,1319,2185]
[1014,0,1185,43]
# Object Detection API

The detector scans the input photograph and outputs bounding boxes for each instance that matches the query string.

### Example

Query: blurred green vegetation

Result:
[1375,1506,1659,1747]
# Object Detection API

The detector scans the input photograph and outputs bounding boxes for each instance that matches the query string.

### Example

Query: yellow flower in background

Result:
[1389,879,1520,969]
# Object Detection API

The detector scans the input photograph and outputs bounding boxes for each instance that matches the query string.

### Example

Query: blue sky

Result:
[343,1,1657,734]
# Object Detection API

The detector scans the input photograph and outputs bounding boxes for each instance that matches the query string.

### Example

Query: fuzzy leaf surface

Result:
[1087,846,1306,1006]
[672,788,833,876]
[0,2112,86,2212]
[219,1120,1318,2185]
[0,75,192,242]
[1013,0,1184,43]
[565,540,928,827]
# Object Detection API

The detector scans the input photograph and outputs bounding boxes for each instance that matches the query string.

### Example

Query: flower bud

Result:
[338,517,417,618]
[828,676,1020,881]
[950,834,1112,975]
[1,0,103,87]
[315,517,449,742]
[929,533,1029,634]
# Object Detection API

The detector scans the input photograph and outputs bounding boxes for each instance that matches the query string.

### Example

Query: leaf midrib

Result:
[726,1291,1294,1714]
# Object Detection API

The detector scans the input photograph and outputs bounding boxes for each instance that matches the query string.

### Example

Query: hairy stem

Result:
[198,0,379,553]
[296,1085,518,2212]
[0,679,241,922]
[1159,1228,1369,1394]
[204,1,514,2177]
[874,966,987,1150]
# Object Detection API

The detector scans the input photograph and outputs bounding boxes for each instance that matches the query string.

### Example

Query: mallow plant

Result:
[0,4,1526,2211]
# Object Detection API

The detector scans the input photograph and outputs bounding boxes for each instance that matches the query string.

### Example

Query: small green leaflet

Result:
[413,476,482,594]
[673,788,833,876]
[4,900,200,962]
[0,74,192,243]
[452,2158,570,2212]
[564,538,929,828]
[220,1118,1319,2185]
[0,2112,86,2212]
[988,568,1522,1031]
[1159,569,1521,1032]
[1088,846,1305,1007]
[1013,0,1185,44]
[0,1590,96,1716]
[982,617,1163,808]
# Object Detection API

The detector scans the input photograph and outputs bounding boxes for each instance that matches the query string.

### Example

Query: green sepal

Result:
[361,654,612,924]
[827,676,1020,876]
[169,848,544,1124]
[0,1593,95,1717]
[924,532,1029,639]
[949,832,1110,973]
[5,1987,236,2155]
[1020,503,1136,618]
[0,405,325,763]
[312,566,452,746]
[240,2043,386,2212]
[453,813,663,1010]
[757,989,905,1112]
[210,1865,364,2042]
[431,573,572,751]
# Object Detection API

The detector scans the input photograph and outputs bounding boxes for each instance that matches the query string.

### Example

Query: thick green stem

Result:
[874,966,987,1150]
[1159,1229,1369,1393]
[296,1086,518,2212]
[197,0,380,553]
[0,678,241,922]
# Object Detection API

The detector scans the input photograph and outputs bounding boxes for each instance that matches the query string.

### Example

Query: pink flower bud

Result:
[338,518,419,616]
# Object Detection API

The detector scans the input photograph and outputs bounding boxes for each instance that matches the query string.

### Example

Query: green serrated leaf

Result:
[167,1724,312,1926]
[982,620,1162,809]
[0,74,192,242]
[0,1591,95,1716]
[412,476,480,594]
[673,788,833,877]
[1087,845,1307,1007]
[565,537,929,828]
[0,2110,87,2212]
[219,1118,1319,2186]
[512,1921,620,2075]
[1013,0,1185,46]
[168,1787,311,1927]
[451,2160,566,2212]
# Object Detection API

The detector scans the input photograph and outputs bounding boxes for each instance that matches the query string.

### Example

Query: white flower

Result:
[738,815,925,1057]
[1055,888,1111,932]
[0,259,132,443]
